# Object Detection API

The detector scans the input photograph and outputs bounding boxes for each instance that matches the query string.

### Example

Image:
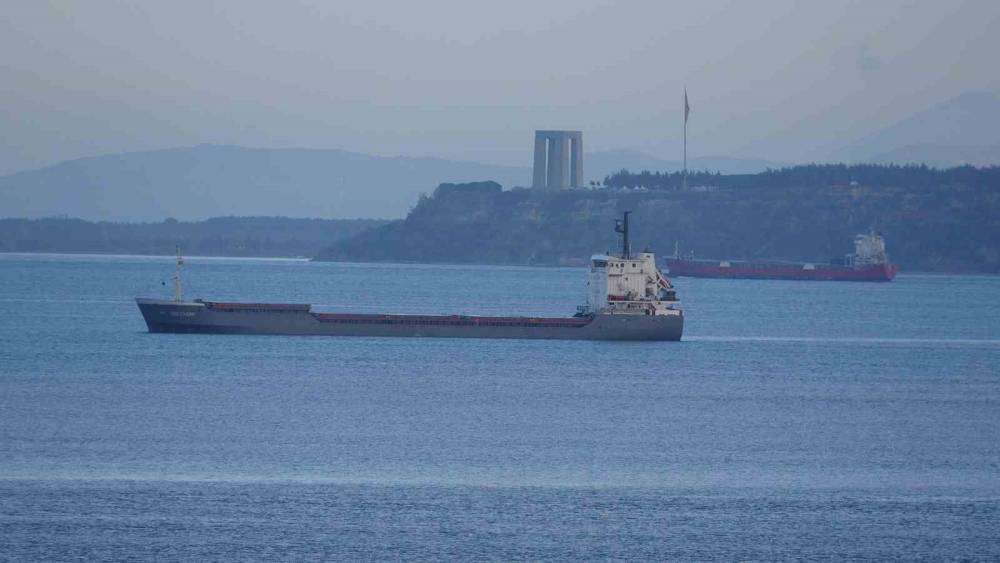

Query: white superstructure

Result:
[848,231,889,267]
[578,212,681,318]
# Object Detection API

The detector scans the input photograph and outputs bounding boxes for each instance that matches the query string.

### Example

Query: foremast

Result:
[172,246,184,302]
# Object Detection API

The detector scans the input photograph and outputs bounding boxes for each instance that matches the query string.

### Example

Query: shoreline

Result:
[3,250,998,276]
[0,250,310,261]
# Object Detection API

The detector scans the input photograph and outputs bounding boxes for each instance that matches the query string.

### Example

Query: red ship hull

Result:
[665,258,898,282]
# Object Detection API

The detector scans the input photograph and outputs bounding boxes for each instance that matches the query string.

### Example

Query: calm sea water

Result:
[1,253,998,559]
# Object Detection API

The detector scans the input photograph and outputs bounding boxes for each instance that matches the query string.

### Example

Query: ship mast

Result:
[615,211,632,258]
[172,246,184,302]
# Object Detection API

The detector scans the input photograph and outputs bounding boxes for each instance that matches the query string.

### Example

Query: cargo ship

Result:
[136,213,684,341]
[665,232,899,282]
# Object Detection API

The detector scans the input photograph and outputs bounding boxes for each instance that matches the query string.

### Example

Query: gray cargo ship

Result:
[136,213,683,341]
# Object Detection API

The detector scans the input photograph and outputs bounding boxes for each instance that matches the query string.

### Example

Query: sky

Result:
[2,0,999,175]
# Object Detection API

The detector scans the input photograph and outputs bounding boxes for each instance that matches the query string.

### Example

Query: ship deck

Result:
[198,301,593,328]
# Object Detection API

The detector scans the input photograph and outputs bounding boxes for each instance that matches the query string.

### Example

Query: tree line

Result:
[604,163,1000,191]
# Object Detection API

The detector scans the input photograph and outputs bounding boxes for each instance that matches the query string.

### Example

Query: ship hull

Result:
[136,299,683,341]
[665,259,898,282]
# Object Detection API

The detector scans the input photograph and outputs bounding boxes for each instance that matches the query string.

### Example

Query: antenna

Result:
[614,211,632,258]
[172,246,184,302]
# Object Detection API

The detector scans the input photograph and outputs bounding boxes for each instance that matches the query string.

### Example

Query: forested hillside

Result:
[318,167,1000,273]
[0,216,387,257]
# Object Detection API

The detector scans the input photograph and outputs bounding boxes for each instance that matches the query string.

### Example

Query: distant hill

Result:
[838,91,1000,166]
[0,144,528,221]
[0,216,387,257]
[317,168,1000,273]
[0,144,793,223]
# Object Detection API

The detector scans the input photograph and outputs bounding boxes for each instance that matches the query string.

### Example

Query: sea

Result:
[1,253,998,560]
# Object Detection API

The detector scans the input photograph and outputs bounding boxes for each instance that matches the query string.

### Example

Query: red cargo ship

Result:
[665,232,899,282]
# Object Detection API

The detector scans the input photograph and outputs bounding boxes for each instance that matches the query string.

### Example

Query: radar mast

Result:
[614,211,632,258]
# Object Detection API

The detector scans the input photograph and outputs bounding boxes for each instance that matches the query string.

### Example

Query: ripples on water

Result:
[1,254,998,559]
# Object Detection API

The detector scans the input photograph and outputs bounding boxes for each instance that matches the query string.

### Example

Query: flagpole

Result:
[683,88,688,191]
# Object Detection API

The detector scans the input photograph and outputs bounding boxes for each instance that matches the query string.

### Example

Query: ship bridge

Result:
[581,217,680,317]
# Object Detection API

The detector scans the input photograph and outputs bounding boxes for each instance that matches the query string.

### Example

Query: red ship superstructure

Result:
[665,232,899,282]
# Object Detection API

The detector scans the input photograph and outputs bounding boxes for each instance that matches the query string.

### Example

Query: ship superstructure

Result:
[136,213,683,341]
[579,212,681,318]
[847,231,889,268]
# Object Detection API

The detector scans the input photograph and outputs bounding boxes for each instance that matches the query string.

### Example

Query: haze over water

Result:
[1,253,998,558]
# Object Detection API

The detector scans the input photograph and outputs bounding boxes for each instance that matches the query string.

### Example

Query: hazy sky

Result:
[2,0,999,174]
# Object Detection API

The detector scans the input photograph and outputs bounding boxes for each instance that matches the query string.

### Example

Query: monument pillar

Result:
[531,130,583,190]
[547,133,569,189]
[532,134,547,188]
[570,132,583,188]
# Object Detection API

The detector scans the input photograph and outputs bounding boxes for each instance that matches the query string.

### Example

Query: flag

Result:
[684,88,690,124]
